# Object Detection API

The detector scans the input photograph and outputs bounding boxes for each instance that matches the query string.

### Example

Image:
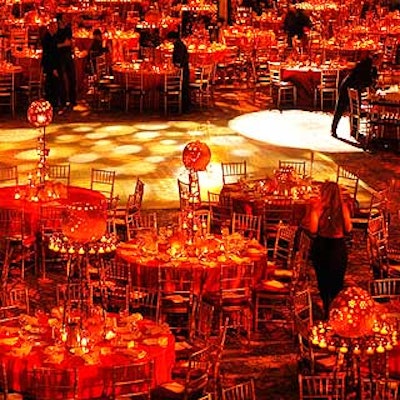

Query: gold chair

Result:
[0,208,36,282]
[179,209,211,235]
[158,265,194,336]
[47,164,70,186]
[360,378,400,400]
[56,282,93,313]
[161,68,183,115]
[152,346,211,400]
[109,360,154,399]
[278,160,307,178]
[268,62,297,109]
[231,212,262,241]
[0,362,23,399]
[313,69,339,110]
[7,287,30,315]
[222,379,256,400]
[0,73,15,117]
[336,165,359,208]
[125,69,145,113]
[17,58,43,105]
[221,161,247,185]
[90,168,116,200]
[0,166,18,186]
[298,373,346,400]
[126,212,158,241]
[190,64,214,109]
[130,286,159,321]
[32,367,78,400]
[208,192,232,235]
[348,88,370,142]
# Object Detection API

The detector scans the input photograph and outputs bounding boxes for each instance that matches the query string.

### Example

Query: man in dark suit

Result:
[41,20,60,109]
[167,31,191,113]
[331,51,378,137]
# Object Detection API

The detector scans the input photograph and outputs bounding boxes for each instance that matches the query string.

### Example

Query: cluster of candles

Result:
[180,210,208,245]
[60,323,90,355]
[310,320,398,356]
[48,233,118,255]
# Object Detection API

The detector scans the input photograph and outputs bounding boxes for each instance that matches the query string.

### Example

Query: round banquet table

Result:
[0,184,105,234]
[0,313,174,398]
[281,66,348,109]
[117,234,267,295]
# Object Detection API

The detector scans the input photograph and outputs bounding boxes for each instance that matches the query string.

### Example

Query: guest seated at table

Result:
[331,51,378,137]
[309,181,352,320]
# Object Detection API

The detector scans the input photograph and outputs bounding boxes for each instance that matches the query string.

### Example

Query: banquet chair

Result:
[126,212,158,241]
[204,262,254,344]
[336,165,359,206]
[231,213,261,242]
[348,88,370,142]
[360,378,400,400]
[268,62,297,109]
[158,265,195,337]
[9,28,27,53]
[0,73,15,117]
[161,68,183,115]
[47,164,71,186]
[39,205,66,280]
[262,197,294,250]
[90,168,116,200]
[7,287,29,315]
[278,160,307,179]
[208,192,233,235]
[32,367,78,400]
[298,373,346,400]
[0,208,36,282]
[56,282,93,313]
[152,345,211,400]
[0,361,23,400]
[124,69,145,113]
[17,58,42,105]
[293,289,313,336]
[0,166,18,186]
[221,379,256,400]
[221,161,247,185]
[290,229,312,289]
[190,64,214,109]
[313,69,339,110]
[252,60,272,103]
[110,360,154,399]
[130,286,159,321]
[102,259,130,312]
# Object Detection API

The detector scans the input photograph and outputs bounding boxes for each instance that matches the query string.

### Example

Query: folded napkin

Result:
[161,382,184,393]
[273,269,293,278]
[175,341,193,351]
[0,336,19,346]
[262,280,285,289]
[164,294,187,304]
[142,338,159,346]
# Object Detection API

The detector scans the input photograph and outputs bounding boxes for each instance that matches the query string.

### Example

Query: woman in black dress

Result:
[309,181,353,319]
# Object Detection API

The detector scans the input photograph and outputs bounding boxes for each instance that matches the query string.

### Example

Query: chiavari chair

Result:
[0,166,18,187]
[360,378,400,400]
[0,361,23,399]
[222,379,256,400]
[298,373,346,400]
[278,160,307,179]
[161,68,183,115]
[90,168,116,200]
[231,212,261,242]
[313,69,339,110]
[47,164,71,186]
[221,161,247,185]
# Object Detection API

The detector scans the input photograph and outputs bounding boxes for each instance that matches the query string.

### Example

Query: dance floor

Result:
[0,93,383,209]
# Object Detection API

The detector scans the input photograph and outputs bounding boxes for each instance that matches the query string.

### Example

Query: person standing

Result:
[56,12,76,113]
[167,31,191,113]
[331,51,378,137]
[308,181,352,320]
[41,20,60,110]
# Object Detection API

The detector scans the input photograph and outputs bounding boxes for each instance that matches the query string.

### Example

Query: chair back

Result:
[90,168,116,199]
[32,367,78,400]
[231,213,261,241]
[336,165,359,202]
[47,164,71,186]
[56,283,92,313]
[8,287,30,314]
[130,286,159,321]
[293,289,313,335]
[10,28,27,52]
[369,278,400,301]
[221,161,247,185]
[220,262,254,301]
[320,69,339,89]
[133,178,145,209]
[361,378,400,400]
[0,165,18,186]
[127,212,158,241]
[222,379,256,400]
[271,222,297,268]
[298,373,346,399]
[278,160,306,178]
[0,208,30,240]
[110,360,154,399]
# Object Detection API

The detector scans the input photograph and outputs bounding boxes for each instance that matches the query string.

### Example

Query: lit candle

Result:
[68,247,75,254]
[376,344,385,353]
[14,192,20,200]
[339,345,348,354]
[386,342,393,351]
[366,346,375,355]
[78,247,85,255]
[319,338,327,348]
[353,346,361,355]
[98,247,105,254]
